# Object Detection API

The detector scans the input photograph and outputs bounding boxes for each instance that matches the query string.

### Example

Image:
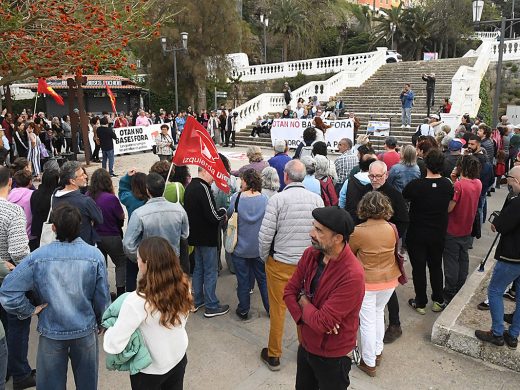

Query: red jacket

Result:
[284,244,365,358]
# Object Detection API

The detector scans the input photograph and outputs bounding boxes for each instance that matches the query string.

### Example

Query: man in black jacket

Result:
[97,116,118,177]
[184,167,229,318]
[476,166,520,349]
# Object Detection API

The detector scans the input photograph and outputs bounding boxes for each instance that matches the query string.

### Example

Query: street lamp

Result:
[260,14,269,64]
[389,22,396,50]
[161,32,189,113]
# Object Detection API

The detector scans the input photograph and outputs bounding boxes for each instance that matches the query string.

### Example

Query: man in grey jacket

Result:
[258,159,324,371]
[123,173,189,277]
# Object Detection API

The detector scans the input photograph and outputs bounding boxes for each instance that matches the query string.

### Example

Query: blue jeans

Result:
[7,313,32,382]
[488,261,520,338]
[401,107,412,126]
[37,332,99,390]
[232,254,270,315]
[102,149,115,175]
[192,246,220,310]
[0,337,7,390]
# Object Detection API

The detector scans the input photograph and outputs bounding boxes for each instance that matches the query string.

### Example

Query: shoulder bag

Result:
[389,222,407,285]
[40,196,56,246]
[224,192,242,253]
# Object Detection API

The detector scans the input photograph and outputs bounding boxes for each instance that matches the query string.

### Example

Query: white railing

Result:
[470,31,500,40]
[447,40,492,131]
[490,39,520,61]
[234,48,388,131]
[230,51,383,82]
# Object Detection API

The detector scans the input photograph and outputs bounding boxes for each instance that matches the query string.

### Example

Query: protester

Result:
[293,127,317,160]
[135,110,150,127]
[334,138,358,194]
[443,138,465,177]
[442,156,482,305]
[89,169,128,298]
[340,155,375,213]
[400,83,414,128]
[311,141,338,183]
[231,146,269,177]
[477,124,495,164]
[26,122,42,181]
[475,166,520,349]
[97,117,118,177]
[314,155,338,206]
[30,169,59,250]
[7,170,35,248]
[52,161,103,246]
[268,140,292,191]
[416,136,438,177]
[387,145,421,193]
[0,204,110,390]
[104,237,191,389]
[155,124,174,161]
[114,111,129,128]
[282,82,292,106]
[89,116,101,163]
[300,156,321,196]
[184,167,229,317]
[258,160,324,370]
[227,169,270,320]
[349,191,401,376]
[260,167,280,198]
[207,111,221,145]
[225,111,237,147]
[284,206,364,388]
[13,121,29,159]
[403,150,454,314]
[378,137,400,170]
[123,173,189,275]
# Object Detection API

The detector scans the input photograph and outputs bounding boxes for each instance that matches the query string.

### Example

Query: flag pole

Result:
[162,159,176,197]
[33,93,38,116]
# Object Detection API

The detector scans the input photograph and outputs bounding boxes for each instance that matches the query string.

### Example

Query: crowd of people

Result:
[0,99,519,390]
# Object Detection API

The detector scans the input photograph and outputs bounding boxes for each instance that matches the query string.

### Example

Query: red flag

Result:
[105,83,117,113]
[173,116,230,193]
[37,78,64,105]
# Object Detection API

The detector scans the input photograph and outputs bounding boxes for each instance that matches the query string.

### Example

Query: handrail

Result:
[490,38,520,60]
[230,50,385,82]
[233,48,388,131]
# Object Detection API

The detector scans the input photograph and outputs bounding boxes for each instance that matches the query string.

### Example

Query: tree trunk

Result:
[283,37,289,62]
[196,80,207,112]
[439,41,444,59]
[4,85,13,115]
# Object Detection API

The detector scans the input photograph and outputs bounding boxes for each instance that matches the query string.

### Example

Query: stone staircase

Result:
[235,57,475,152]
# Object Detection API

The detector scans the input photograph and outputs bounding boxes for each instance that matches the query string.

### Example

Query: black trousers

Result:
[296,345,351,390]
[407,237,445,308]
[225,130,235,146]
[130,354,187,390]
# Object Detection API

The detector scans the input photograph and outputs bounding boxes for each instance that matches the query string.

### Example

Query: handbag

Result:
[224,192,241,253]
[40,196,56,246]
[152,144,157,154]
[39,142,49,158]
[389,222,407,285]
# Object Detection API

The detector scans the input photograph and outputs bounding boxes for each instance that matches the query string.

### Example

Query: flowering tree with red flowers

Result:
[0,0,178,86]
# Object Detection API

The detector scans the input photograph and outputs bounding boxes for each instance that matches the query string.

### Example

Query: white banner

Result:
[112,123,172,154]
[270,119,354,151]
[367,121,390,137]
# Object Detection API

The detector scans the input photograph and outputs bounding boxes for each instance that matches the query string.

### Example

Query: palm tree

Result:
[269,0,309,62]
[401,7,434,60]
[373,4,405,51]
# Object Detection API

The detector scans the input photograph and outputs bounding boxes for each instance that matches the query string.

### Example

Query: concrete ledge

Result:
[432,257,520,372]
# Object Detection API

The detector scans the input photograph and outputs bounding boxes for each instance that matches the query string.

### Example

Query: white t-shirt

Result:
[418,124,434,136]
[103,291,189,375]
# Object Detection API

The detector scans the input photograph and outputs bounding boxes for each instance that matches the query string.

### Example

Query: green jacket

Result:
[102,293,152,375]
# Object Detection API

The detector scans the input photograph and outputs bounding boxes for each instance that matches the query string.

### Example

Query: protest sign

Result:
[270,119,354,151]
[367,121,390,137]
[112,123,171,154]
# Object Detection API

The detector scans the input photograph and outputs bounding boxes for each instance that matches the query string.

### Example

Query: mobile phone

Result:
[488,211,500,224]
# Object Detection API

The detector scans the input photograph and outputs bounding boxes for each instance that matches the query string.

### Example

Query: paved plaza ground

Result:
[8,146,520,389]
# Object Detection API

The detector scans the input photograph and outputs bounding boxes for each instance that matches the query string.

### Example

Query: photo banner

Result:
[112,123,172,154]
[270,119,354,151]
[367,121,390,137]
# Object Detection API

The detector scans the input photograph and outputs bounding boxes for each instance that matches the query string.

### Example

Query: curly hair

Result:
[458,155,481,180]
[241,168,262,192]
[246,146,264,163]
[357,191,394,221]
[149,160,174,182]
[137,237,193,327]
[131,172,149,201]
[9,157,30,176]
[89,168,114,201]
[417,136,438,156]
[261,167,280,191]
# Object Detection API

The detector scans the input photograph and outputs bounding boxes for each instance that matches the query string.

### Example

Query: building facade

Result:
[354,0,409,10]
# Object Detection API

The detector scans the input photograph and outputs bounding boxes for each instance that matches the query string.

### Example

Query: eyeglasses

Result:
[506,175,517,180]
[368,174,385,180]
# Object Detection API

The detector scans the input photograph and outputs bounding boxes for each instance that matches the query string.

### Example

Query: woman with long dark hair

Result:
[104,237,192,390]
[89,168,127,297]
[13,120,29,158]
[30,169,59,249]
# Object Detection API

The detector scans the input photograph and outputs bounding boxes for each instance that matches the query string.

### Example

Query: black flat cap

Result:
[312,206,355,240]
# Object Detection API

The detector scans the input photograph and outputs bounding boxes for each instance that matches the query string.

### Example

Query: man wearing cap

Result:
[284,206,364,388]
[377,137,400,170]
[259,160,324,371]
[443,138,465,177]
[268,140,292,191]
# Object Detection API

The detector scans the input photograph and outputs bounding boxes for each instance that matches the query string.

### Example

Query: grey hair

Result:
[246,146,263,163]
[300,156,316,175]
[284,159,306,182]
[59,161,81,187]
[261,166,280,191]
[340,138,353,149]
[369,160,387,173]
[400,145,417,167]
[314,155,329,179]
[273,139,287,154]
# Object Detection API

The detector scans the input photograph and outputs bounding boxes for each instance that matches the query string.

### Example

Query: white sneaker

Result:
[254,134,259,138]
[249,135,253,138]
[406,125,411,128]
[401,125,405,128]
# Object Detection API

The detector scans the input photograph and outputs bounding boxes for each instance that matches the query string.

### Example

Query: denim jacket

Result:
[0,238,110,340]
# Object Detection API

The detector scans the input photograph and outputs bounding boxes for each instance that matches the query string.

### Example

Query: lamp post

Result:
[390,22,396,50]
[511,0,516,38]
[260,14,269,64]
[161,32,188,113]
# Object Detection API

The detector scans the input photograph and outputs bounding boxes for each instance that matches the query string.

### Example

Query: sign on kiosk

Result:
[270,119,355,151]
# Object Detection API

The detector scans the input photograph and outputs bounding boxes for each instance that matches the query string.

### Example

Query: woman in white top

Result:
[26,122,42,180]
[154,124,174,161]
[104,237,192,390]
